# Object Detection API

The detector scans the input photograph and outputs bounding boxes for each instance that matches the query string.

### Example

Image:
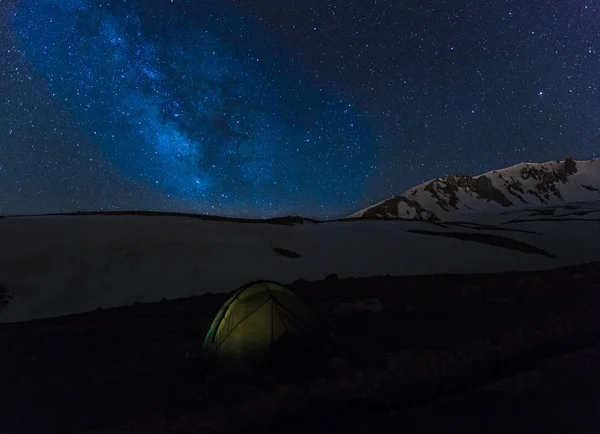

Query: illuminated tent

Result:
[203,281,328,368]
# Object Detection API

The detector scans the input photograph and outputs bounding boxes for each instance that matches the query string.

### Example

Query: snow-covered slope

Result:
[349,158,600,220]
[1,202,600,322]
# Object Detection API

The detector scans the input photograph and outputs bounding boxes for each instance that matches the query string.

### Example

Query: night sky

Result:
[1,0,598,219]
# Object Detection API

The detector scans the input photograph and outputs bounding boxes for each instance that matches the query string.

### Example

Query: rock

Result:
[515,277,530,288]
[325,273,339,282]
[333,299,383,315]
[490,297,516,303]
[530,276,550,289]
[326,357,346,371]
[206,374,219,383]
[332,302,356,315]
[573,272,585,281]
[354,298,383,314]
[462,284,483,296]
[517,276,549,289]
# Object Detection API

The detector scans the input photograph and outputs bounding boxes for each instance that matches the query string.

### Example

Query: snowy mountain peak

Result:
[349,157,600,220]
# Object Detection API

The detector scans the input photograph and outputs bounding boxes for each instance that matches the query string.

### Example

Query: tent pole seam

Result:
[276,303,321,336]
[275,302,290,335]
[214,297,271,352]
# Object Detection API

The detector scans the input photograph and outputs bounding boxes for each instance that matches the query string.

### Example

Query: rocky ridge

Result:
[349,157,600,220]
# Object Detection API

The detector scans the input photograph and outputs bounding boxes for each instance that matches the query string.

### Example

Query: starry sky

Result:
[1,0,598,219]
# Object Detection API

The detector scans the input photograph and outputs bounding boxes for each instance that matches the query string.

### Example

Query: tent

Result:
[203,280,329,369]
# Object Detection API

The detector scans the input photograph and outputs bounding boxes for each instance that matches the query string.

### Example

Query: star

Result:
[1,0,598,218]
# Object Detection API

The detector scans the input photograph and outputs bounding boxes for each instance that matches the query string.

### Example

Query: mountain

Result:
[348,157,600,221]
[1,157,600,323]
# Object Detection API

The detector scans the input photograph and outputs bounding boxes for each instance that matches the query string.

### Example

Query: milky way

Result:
[9,0,373,216]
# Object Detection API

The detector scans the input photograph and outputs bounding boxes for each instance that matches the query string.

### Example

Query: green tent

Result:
[203,280,327,368]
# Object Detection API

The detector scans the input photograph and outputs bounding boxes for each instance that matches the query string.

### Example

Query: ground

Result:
[2,261,600,433]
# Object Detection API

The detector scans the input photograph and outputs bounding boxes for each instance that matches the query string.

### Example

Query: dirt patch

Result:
[444,221,541,235]
[0,284,11,314]
[582,184,599,192]
[273,247,302,258]
[504,217,600,224]
[406,229,556,258]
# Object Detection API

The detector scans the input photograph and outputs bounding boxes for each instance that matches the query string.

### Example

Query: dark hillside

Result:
[2,262,600,433]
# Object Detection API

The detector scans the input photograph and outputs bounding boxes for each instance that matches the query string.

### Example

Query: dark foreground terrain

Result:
[2,262,600,433]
